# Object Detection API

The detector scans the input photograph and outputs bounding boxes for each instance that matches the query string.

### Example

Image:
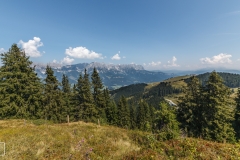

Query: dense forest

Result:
[1,44,240,143]
[189,72,240,88]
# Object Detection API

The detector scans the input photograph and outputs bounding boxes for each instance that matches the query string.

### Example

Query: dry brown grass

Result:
[0,119,240,159]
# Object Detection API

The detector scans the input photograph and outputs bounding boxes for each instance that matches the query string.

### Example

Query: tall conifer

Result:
[177,76,203,137]
[43,66,64,122]
[91,67,106,122]
[117,96,130,128]
[203,71,235,142]
[62,74,72,119]
[0,44,43,119]
[75,69,97,122]
[104,88,118,125]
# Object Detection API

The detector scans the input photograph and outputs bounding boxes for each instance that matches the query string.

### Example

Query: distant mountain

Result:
[110,72,240,106]
[34,62,174,90]
[156,68,240,76]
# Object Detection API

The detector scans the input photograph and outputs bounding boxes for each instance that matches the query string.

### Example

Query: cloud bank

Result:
[111,53,121,60]
[19,37,43,57]
[164,56,179,67]
[65,46,103,59]
[61,56,74,64]
[148,61,161,66]
[200,53,232,64]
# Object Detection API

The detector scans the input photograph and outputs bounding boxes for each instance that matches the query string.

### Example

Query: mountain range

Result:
[34,62,174,90]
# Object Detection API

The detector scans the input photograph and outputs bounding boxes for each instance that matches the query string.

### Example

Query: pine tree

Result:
[136,100,152,131]
[104,88,118,125]
[43,66,65,122]
[72,74,84,121]
[0,44,43,119]
[62,74,71,93]
[203,71,235,142]
[91,67,106,122]
[129,104,137,130]
[117,96,130,128]
[177,76,203,137]
[234,88,240,140]
[136,100,147,130]
[75,69,98,122]
[154,101,179,140]
[61,74,72,120]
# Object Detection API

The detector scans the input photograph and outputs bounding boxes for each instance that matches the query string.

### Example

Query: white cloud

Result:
[19,37,43,57]
[65,46,103,59]
[61,56,74,64]
[200,53,232,64]
[111,53,121,60]
[164,56,179,67]
[149,61,161,66]
[0,48,5,53]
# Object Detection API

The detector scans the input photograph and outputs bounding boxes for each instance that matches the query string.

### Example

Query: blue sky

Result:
[1,1,240,70]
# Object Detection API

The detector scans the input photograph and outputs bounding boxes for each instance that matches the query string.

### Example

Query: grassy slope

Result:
[0,120,240,159]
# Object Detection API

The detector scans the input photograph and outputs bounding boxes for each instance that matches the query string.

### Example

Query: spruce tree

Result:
[91,67,106,122]
[177,76,203,137]
[75,69,98,122]
[0,44,43,119]
[136,100,152,131]
[136,100,147,130]
[129,104,137,130]
[62,74,71,93]
[117,96,130,128]
[61,74,72,120]
[43,66,65,122]
[104,88,118,125]
[203,71,235,143]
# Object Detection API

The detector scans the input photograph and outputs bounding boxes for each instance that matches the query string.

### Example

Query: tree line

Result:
[1,44,240,143]
[0,44,179,140]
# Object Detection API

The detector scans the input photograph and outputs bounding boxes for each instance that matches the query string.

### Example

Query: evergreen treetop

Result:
[0,44,43,119]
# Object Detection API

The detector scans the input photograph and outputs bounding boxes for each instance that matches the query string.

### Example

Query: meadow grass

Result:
[0,119,240,159]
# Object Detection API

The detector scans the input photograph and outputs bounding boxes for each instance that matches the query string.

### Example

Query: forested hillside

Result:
[1,44,240,159]
[195,72,240,87]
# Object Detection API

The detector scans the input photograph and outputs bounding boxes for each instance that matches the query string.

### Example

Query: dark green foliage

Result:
[117,96,130,128]
[61,74,72,119]
[191,72,240,88]
[106,100,118,125]
[154,101,179,140]
[110,83,147,101]
[179,72,235,143]
[234,88,240,140]
[74,69,98,122]
[129,103,137,130]
[0,44,43,119]
[202,71,235,143]
[43,66,65,122]
[62,74,71,93]
[104,88,118,125]
[177,76,203,137]
[136,100,151,131]
[91,67,106,122]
